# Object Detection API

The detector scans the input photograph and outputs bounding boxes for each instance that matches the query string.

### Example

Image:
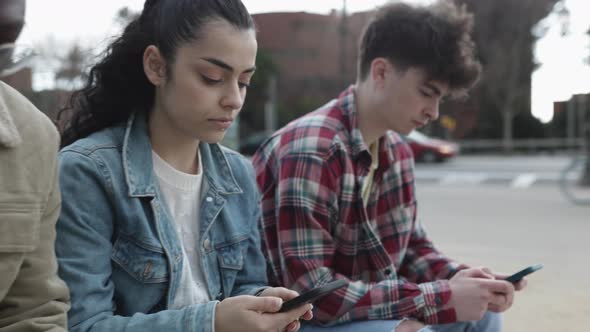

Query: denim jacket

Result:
[56,113,267,332]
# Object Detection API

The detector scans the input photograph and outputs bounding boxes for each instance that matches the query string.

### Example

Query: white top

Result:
[152,150,211,308]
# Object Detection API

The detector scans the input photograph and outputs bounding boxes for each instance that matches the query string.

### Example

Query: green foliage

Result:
[239,49,278,136]
[277,95,325,127]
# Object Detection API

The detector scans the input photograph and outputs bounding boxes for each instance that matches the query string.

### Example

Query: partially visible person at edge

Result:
[252,2,527,332]
[55,0,312,331]
[0,0,70,330]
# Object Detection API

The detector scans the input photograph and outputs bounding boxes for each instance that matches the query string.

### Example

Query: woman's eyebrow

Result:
[200,57,256,74]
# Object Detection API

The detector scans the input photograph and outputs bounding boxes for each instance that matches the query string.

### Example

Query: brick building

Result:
[0,67,32,92]
[552,93,589,141]
[251,11,479,139]
[252,11,371,111]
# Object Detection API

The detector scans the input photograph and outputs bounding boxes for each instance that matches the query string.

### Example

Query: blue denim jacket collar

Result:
[122,112,243,198]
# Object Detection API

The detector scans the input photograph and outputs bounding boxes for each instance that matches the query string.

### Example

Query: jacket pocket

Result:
[216,237,245,270]
[0,202,41,252]
[217,243,244,271]
[111,235,169,283]
[216,237,246,297]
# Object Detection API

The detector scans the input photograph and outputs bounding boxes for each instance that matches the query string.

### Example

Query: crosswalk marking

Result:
[413,171,558,188]
[439,173,488,185]
[511,173,538,188]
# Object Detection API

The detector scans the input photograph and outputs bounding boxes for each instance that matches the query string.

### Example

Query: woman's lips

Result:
[209,118,234,130]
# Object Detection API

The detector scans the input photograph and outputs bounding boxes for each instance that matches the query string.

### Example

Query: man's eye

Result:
[238,81,251,89]
[419,89,432,97]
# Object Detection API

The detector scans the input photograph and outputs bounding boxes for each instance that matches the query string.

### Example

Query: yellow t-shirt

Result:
[361,141,379,208]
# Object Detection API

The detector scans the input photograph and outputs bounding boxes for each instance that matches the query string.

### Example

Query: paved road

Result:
[417,182,589,331]
[414,154,584,187]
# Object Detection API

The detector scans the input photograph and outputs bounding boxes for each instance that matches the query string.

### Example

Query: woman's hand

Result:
[214,294,312,332]
[258,287,314,330]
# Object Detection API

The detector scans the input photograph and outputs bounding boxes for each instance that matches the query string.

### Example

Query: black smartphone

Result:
[505,264,543,283]
[278,279,348,313]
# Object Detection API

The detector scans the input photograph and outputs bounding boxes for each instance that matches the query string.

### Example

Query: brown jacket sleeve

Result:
[0,82,70,331]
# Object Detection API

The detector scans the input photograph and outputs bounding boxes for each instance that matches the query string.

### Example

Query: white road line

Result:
[511,173,538,188]
[439,173,489,185]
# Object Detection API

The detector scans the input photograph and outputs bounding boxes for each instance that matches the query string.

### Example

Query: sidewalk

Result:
[418,184,589,331]
[413,154,585,187]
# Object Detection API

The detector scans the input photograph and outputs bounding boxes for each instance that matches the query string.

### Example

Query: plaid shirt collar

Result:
[337,85,398,173]
[336,85,369,160]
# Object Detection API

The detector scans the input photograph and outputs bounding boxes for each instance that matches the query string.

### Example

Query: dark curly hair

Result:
[358,1,481,96]
[59,0,254,147]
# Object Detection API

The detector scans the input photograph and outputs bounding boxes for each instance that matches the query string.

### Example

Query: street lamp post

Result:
[581,94,590,186]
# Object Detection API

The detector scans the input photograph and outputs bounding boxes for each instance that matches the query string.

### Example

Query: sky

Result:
[17,0,590,123]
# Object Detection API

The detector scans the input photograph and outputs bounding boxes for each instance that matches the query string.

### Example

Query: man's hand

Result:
[445,267,514,321]
[491,271,528,291]
[215,295,312,332]
[484,269,527,312]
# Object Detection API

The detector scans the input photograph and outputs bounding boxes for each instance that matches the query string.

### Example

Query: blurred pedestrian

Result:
[56,0,311,331]
[0,0,70,330]
[253,2,527,332]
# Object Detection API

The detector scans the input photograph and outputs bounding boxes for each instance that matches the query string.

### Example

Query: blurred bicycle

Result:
[560,153,590,205]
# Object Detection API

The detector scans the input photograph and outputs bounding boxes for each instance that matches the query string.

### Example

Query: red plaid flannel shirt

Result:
[252,86,464,326]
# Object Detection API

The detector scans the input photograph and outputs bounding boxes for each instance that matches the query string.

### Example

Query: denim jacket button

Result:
[206,197,213,203]
[203,238,211,250]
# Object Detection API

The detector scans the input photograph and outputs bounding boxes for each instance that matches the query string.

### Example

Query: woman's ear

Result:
[143,45,167,86]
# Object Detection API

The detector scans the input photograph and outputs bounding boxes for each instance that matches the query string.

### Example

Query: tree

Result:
[453,0,561,150]
[54,43,90,90]
[582,25,590,186]
[31,37,91,91]
[115,7,139,28]
[239,49,278,137]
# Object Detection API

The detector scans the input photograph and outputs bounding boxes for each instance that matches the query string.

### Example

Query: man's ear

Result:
[143,45,167,86]
[370,58,390,88]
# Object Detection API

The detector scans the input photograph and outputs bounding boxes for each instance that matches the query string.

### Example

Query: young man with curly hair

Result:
[253,2,526,331]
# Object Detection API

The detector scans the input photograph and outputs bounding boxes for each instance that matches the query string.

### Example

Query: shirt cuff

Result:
[211,301,219,332]
[445,262,470,279]
[417,280,456,325]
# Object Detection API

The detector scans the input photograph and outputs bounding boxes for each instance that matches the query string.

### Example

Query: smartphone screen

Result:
[505,264,543,283]
[278,279,348,313]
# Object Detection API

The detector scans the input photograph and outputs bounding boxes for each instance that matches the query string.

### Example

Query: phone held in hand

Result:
[278,279,348,313]
[505,264,543,283]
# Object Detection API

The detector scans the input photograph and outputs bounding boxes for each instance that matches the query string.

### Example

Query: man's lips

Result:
[413,120,427,127]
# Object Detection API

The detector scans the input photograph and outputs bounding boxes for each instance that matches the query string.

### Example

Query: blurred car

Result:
[405,131,459,163]
[240,130,459,163]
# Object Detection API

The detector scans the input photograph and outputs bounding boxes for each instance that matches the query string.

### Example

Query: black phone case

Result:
[278,279,348,313]
[505,264,543,283]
